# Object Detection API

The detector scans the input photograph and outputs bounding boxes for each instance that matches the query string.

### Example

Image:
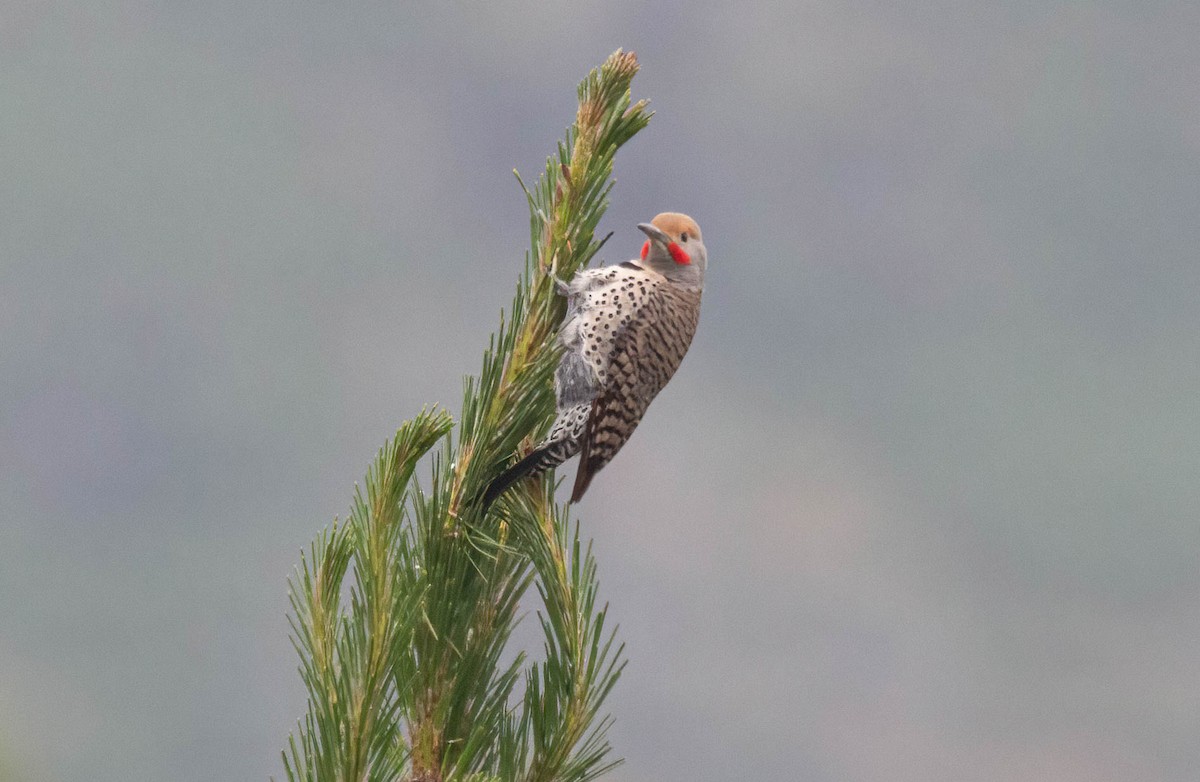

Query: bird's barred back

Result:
[570,283,701,501]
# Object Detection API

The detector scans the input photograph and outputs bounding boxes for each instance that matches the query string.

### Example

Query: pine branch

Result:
[280,50,650,782]
[284,410,454,782]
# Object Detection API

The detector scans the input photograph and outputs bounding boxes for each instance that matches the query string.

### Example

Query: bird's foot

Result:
[547,256,570,296]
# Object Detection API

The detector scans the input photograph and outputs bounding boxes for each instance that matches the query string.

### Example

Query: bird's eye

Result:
[680,233,688,242]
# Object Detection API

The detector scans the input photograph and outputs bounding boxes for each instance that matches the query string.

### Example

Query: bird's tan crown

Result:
[650,212,702,243]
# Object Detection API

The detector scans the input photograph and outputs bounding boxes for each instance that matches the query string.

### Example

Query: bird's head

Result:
[637,212,706,288]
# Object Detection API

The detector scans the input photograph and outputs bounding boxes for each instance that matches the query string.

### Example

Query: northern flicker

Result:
[482,212,706,507]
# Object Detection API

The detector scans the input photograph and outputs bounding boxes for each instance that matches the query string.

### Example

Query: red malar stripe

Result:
[667,242,691,265]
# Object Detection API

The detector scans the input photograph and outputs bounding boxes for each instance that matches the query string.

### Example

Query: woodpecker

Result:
[483,212,706,507]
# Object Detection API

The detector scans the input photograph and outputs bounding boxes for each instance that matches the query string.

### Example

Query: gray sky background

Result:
[2,2,1199,780]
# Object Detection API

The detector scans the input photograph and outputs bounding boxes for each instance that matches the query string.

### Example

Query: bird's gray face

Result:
[637,219,706,289]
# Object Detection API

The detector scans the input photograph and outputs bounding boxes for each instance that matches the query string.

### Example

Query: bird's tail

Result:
[480,438,579,510]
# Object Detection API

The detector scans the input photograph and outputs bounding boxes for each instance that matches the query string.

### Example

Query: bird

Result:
[482,212,706,508]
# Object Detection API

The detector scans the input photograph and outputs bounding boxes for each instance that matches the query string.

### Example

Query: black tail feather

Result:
[479,441,576,510]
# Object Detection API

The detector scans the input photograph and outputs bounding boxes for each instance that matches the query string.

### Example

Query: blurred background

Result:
[3,2,1199,780]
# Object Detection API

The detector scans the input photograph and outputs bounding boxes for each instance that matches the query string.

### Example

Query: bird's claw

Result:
[548,256,569,296]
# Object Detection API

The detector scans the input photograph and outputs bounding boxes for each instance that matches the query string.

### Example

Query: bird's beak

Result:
[637,222,671,250]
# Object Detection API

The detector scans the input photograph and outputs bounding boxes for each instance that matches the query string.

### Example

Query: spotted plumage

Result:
[482,213,706,508]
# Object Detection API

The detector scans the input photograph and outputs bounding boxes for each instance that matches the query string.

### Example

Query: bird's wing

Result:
[571,284,701,502]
